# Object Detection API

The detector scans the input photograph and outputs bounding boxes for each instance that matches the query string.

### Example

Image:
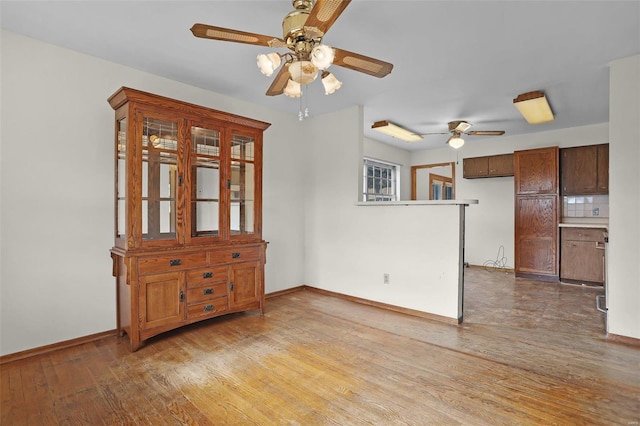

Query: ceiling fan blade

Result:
[332,48,393,78]
[417,132,449,136]
[190,24,285,47]
[265,65,290,96]
[466,130,506,136]
[449,121,472,132]
[305,0,352,36]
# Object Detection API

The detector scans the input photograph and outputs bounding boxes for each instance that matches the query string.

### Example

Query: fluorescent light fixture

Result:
[371,121,423,142]
[513,90,554,124]
[447,135,464,149]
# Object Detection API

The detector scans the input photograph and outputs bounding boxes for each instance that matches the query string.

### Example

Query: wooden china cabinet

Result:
[108,87,270,351]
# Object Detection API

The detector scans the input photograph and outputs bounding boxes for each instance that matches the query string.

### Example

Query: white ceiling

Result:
[2,1,639,151]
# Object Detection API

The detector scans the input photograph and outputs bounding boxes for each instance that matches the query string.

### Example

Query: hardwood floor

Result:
[2,268,639,425]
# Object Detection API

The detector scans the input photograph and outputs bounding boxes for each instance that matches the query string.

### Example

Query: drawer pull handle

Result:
[203,288,214,295]
[202,272,213,279]
[203,304,214,312]
[232,252,241,259]
[169,259,182,266]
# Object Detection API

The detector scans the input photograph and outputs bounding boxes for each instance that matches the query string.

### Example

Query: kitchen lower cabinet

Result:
[560,227,606,284]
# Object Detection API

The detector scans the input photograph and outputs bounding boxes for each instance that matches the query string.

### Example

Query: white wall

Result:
[303,107,463,319]
[363,137,412,200]
[411,123,609,269]
[0,31,305,355]
[608,54,640,339]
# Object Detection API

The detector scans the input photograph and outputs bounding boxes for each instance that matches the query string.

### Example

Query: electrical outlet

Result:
[383,273,390,284]
[593,207,600,216]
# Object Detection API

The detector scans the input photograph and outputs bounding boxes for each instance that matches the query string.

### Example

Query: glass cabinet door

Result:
[116,117,127,241]
[190,126,221,238]
[141,116,179,242]
[230,133,256,236]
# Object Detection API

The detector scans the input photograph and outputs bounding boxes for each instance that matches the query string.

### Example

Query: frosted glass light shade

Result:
[256,53,281,76]
[283,79,302,98]
[447,135,464,149]
[310,44,335,70]
[321,71,342,95]
[289,60,318,85]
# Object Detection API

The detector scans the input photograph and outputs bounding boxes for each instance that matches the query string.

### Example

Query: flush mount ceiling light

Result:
[513,90,554,124]
[371,121,423,142]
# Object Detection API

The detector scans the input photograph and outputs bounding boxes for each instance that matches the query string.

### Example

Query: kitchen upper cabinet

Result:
[515,147,558,195]
[463,153,514,178]
[514,147,560,281]
[596,144,609,193]
[560,144,609,195]
[109,87,270,351]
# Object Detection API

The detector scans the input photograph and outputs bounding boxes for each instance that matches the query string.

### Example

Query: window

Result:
[363,158,400,201]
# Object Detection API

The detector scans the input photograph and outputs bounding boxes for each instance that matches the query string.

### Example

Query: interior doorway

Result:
[411,162,456,200]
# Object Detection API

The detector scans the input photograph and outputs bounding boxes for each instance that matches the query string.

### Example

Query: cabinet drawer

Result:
[562,228,605,242]
[186,266,228,286]
[139,252,208,274]
[187,297,228,319]
[209,246,260,264]
[187,283,228,304]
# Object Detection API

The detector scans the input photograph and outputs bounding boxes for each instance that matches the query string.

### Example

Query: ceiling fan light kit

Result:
[321,71,342,95]
[288,60,319,85]
[283,79,302,98]
[256,53,282,76]
[447,135,465,149]
[371,121,423,142]
[513,90,554,124]
[190,0,393,114]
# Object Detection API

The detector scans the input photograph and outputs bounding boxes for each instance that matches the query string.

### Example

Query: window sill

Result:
[355,200,479,206]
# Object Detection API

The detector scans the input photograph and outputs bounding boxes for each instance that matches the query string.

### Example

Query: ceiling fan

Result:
[190,0,393,98]
[421,121,505,149]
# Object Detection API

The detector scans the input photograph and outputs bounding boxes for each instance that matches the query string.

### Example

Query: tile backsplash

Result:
[563,194,609,218]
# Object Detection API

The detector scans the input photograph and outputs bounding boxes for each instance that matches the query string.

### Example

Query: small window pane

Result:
[363,159,398,202]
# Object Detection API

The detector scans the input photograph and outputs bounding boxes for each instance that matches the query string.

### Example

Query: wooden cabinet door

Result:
[488,154,514,177]
[597,144,609,193]
[463,157,489,178]
[139,272,184,329]
[561,240,604,283]
[515,195,559,277]
[515,147,559,194]
[561,145,598,194]
[229,261,261,309]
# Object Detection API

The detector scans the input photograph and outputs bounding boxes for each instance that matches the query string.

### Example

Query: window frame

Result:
[362,157,401,202]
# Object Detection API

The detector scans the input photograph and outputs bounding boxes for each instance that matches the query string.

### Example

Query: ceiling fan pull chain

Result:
[298,90,304,121]
[304,86,310,118]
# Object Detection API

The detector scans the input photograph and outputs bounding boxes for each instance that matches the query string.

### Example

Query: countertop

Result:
[559,222,608,230]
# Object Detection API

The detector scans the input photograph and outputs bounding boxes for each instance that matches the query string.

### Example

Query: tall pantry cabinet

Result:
[108,87,271,351]
[514,147,560,281]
